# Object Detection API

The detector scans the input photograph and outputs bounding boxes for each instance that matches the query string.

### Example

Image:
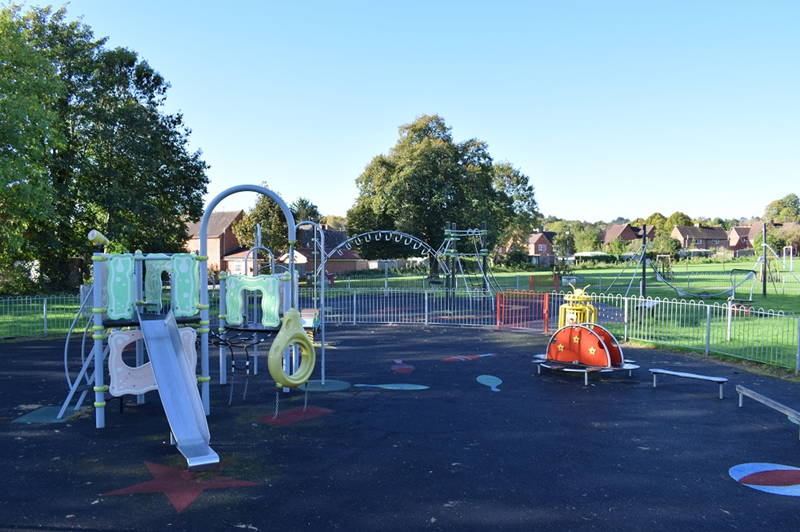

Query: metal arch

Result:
[321,230,449,275]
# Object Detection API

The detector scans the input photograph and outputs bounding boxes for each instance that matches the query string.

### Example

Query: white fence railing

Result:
[307,288,496,328]
[4,288,798,372]
[0,295,83,339]
[583,292,800,372]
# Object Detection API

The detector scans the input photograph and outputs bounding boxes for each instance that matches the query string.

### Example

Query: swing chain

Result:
[272,389,280,419]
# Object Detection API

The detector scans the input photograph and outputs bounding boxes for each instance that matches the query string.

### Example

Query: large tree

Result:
[574,226,602,252]
[645,212,668,237]
[2,5,208,291]
[665,211,693,231]
[765,193,800,223]
[347,115,538,260]
[291,197,321,224]
[0,6,63,280]
[232,184,290,254]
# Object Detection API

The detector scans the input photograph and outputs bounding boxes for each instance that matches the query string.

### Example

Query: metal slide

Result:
[138,311,219,471]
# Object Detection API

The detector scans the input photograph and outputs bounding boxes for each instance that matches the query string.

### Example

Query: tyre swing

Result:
[268,308,316,418]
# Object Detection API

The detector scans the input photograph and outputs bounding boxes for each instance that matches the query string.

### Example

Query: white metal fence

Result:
[584,293,800,372]
[0,295,86,339]
[4,288,798,372]
[305,288,497,327]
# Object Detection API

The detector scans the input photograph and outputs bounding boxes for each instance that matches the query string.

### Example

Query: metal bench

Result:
[649,368,728,399]
[736,385,800,440]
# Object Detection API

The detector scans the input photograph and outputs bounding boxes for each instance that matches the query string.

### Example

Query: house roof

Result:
[634,225,657,239]
[297,228,349,248]
[528,231,556,245]
[186,210,244,239]
[672,225,729,240]
[315,247,362,261]
[603,224,638,244]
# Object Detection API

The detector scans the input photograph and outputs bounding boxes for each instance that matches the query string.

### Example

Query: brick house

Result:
[728,227,751,252]
[603,224,656,248]
[670,225,729,251]
[522,230,557,266]
[185,210,244,274]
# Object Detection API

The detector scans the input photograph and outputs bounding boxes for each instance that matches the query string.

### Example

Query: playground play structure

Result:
[58,185,321,471]
[535,285,639,385]
[53,181,800,471]
[322,221,503,298]
[56,201,508,469]
[604,241,760,301]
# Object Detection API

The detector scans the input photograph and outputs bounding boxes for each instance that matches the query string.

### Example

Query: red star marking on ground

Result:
[105,461,260,513]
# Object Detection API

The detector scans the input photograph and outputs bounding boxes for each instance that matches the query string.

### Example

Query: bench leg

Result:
[584,372,588,386]
[719,383,724,400]
[652,373,657,388]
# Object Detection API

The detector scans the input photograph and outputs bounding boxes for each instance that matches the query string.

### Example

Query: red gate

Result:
[496,291,550,333]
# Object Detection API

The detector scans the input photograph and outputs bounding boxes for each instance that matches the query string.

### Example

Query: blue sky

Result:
[40,1,800,223]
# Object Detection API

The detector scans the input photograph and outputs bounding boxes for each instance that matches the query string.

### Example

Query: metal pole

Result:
[482,221,488,293]
[641,228,647,298]
[762,222,767,298]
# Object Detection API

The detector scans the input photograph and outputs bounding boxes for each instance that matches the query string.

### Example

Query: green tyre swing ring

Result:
[267,308,316,388]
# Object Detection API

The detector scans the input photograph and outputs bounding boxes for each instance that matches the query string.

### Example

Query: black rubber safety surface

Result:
[2,324,799,531]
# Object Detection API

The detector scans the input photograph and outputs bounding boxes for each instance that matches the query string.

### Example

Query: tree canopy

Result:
[233,190,323,253]
[0,5,208,293]
[346,115,539,260]
[232,184,290,253]
[764,194,800,223]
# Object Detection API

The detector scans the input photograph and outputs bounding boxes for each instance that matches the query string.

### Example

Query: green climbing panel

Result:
[144,254,170,312]
[226,274,281,328]
[107,254,135,320]
[171,253,199,317]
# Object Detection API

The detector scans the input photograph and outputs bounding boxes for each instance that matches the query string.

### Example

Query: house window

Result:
[694,238,703,245]
[537,244,547,252]
[712,239,719,245]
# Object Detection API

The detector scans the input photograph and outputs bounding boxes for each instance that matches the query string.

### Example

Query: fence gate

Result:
[496,291,550,333]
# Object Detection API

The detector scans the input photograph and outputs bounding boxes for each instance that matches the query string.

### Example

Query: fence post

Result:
[43,297,48,336]
[623,297,629,343]
[544,293,549,333]
[496,292,502,330]
[424,290,429,325]
[705,305,712,355]
[352,291,357,325]
[796,317,800,374]
[726,300,733,342]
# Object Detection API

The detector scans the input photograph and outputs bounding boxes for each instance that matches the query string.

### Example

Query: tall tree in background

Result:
[0,7,64,289]
[2,5,208,291]
[574,226,602,252]
[492,161,540,251]
[232,184,290,253]
[764,193,800,223]
[347,115,538,260]
[291,197,321,224]
[645,212,668,237]
[666,211,692,230]
[319,215,346,230]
